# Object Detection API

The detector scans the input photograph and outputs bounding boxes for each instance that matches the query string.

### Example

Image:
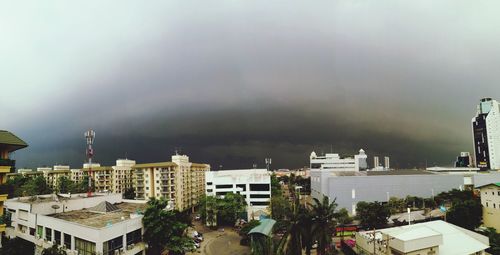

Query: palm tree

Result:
[310,196,338,255]
[276,197,303,255]
[298,206,314,255]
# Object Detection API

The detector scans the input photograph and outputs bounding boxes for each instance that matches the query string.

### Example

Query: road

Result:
[187,222,250,255]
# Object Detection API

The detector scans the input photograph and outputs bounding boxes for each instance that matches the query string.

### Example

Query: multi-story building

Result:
[205,169,271,220]
[477,182,500,232]
[112,159,136,194]
[41,166,71,190]
[355,220,489,254]
[310,149,368,172]
[133,154,210,211]
[85,166,114,193]
[384,156,390,169]
[472,98,500,170]
[0,130,28,233]
[4,193,146,255]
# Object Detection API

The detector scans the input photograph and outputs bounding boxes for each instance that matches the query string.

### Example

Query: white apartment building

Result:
[472,98,500,170]
[310,149,368,172]
[205,169,271,220]
[133,154,210,211]
[477,183,500,232]
[112,159,136,194]
[356,220,489,255]
[4,193,146,255]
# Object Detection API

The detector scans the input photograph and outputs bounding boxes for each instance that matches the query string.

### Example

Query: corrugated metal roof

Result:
[248,219,276,237]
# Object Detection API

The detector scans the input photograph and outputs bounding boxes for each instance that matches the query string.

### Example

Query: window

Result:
[75,237,96,255]
[37,225,43,238]
[64,234,71,249]
[236,184,246,191]
[127,229,142,246]
[45,227,52,241]
[207,189,213,192]
[216,184,233,189]
[55,230,61,245]
[249,184,270,191]
[486,202,489,207]
[29,228,35,236]
[207,182,213,185]
[104,236,123,255]
[250,194,270,198]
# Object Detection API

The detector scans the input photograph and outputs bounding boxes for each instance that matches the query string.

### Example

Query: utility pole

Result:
[85,130,95,197]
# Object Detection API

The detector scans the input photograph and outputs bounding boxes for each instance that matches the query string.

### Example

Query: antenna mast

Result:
[85,129,95,197]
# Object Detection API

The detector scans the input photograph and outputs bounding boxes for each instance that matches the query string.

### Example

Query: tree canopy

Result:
[356,201,390,229]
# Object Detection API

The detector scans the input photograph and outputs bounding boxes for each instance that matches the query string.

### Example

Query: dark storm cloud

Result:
[2,1,500,169]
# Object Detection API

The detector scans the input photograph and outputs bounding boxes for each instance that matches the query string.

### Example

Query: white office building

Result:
[472,98,500,170]
[205,169,271,220]
[4,193,146,255]
[310,149,368,172]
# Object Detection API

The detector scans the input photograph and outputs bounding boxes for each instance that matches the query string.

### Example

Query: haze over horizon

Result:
[2,1,500,169]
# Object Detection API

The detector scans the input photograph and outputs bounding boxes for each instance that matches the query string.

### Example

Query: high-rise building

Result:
[112,159,136,194]
[374,156,380,168]
[0,130,27,233]
[384,156,390,169]
[133,154,210,211]
[472,98,500,170]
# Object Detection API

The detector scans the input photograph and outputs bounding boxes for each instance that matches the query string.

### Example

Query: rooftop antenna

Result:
[85,129,95,197]
[265,158,272,171]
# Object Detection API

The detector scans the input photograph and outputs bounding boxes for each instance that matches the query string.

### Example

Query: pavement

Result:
[187,221,251,255]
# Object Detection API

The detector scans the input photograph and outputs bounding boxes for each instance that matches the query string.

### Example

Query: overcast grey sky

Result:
[2,1,500,169]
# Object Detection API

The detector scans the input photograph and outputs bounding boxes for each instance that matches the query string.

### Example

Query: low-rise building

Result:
[205,169,271,220]
[477,182,500,232]
[355,220,489,254]
[133,154,210,211]
[5,193,146,255]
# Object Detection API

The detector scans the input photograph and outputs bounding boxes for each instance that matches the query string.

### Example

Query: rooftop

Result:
[50,202,147,228]
[249,218,276,237]
[0,130,28,152]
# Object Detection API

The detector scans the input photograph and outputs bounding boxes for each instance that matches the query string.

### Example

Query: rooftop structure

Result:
[310,149,368,172]
[356,220,489,255]
[5,193,146,255]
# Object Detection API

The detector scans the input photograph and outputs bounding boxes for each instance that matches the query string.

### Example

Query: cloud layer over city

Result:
[2,1,500,169]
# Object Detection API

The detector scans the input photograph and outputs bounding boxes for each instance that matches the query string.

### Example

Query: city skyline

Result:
[2,2,500,169]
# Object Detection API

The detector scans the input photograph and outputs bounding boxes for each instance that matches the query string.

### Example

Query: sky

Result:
[1,1,500,170]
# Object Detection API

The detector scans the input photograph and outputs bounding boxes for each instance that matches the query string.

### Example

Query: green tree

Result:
[22,176,52,196]
[481,227,500,255]
[356,201,390,229]
[310,196,338,255]
[270,194,291,221]
[0,237,35,255]
[142,198,193,255]
[217,192,246,225]
[5,175,29,197]
[276,198,303,255]
[142,198,194,255]
[387,197,406,214]
[271,174,282,196]
[447,199,482,230]
[42,244,67,255]
[298,206,314,255]
[57,176,73,194]
[123,187,135,199]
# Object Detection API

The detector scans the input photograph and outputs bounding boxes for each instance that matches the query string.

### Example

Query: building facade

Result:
[112,159,136,194]
[455,152,472,167]
[311,170,464,215]
[472,98,500,170]
[478,183,500,232]
[133,154,210,211]
[205,169,271,220]
[0,130,28,234]
[4,193,146,255]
